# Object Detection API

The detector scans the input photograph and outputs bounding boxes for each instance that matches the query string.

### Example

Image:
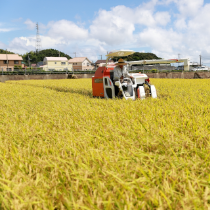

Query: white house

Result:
[42,57,72,71]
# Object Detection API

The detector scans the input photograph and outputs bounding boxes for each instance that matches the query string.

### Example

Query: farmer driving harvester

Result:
[113,58,133,97]
[92,50,157,100]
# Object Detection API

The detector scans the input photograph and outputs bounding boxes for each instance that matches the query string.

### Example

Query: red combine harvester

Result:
[92,50,157,100]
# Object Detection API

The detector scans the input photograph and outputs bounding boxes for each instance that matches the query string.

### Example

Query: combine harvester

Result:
[92,50,157,100]
[92,50,189,100]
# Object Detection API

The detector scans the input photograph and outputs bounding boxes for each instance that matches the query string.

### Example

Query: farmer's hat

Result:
[116,58,127,66]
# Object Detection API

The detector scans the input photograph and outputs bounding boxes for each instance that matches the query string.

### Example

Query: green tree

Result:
[112,52,161,62]
[0,49,15,54]
[22,49,72,65]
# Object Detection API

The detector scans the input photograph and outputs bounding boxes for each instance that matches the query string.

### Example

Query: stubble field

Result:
[0,78,210,209]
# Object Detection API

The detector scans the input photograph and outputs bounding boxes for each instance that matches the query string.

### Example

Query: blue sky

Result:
[1,0,210,64]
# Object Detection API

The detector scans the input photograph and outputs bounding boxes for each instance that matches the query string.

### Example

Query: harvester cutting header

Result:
[92,50,157,100]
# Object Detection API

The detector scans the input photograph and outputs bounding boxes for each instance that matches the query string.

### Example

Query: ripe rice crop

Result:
[0,78,210,209]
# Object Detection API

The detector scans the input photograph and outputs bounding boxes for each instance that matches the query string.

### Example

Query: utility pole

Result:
[28,54,31,69]
[178,53,180,68]
[99,55,102,60]
[59,51,60,57]
[74,52,76,57]
[6,49,8,71]
[199,55,201,66]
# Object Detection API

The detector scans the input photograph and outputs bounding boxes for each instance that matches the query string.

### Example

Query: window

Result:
[3,60,9,64]
[14,61,19,64]
[87,63,89,66]
[61,62,66,65]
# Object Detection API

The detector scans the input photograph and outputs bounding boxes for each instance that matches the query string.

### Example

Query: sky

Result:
[1,0,210,64]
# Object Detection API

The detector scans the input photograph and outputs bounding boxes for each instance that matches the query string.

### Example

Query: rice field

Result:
[0,78,210,209]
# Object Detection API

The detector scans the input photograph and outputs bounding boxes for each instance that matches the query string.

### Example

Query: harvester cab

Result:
[92,50,157,100]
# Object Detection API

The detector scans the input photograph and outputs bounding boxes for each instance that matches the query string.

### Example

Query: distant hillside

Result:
[22,49,72,65]
[127,52,161,61]
[0,49,15,54]
[113,52,161,62]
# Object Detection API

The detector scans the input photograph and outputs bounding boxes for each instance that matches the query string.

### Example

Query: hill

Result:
[0,49,15,54]
[22,49,72,65]
[112,52,161,62]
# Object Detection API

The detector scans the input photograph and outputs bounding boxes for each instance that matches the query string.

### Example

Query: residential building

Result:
[68,57,94,71]
[0,54,23,71]
[31,64,37,68]
[37,61,44,67]
[42,57,72,71]
[95,59,114,67]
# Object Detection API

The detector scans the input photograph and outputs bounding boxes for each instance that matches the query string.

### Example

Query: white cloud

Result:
[160,0,204,17]
[90,7,135,45]
[0,23,15,32]
[8,37,35,54]
[0,28,13,32]
[0,41,6,49]
[48,20,88,41]
[141,0,159,10]
[154,12,171,26]
[175,0,204,17]
[12,17,23,22]
[138,27,182,53]
[174,18,187,30]
[89,5,171,46]
[24,19,36,30]
[188,4,210,33]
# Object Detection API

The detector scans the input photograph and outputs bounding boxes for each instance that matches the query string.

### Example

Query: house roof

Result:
[44,57,68,61]
[0,54,23,61]
[95,60,107,64]
[69,57,91,63]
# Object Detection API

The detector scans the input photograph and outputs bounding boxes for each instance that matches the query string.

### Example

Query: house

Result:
[0,54,23,71]
[68,57,94,71]
[42,57,72,71]
[21,61,27,68]
[95,59,114,67]
[31,64,37,68]
[37,61,44,67]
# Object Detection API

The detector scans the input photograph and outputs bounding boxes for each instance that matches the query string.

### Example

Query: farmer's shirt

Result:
[113,66,130,80]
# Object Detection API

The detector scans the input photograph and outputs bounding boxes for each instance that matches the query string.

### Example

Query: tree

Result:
[22,49,72,65]
[0,49,15,54]
[112,52,161,62]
